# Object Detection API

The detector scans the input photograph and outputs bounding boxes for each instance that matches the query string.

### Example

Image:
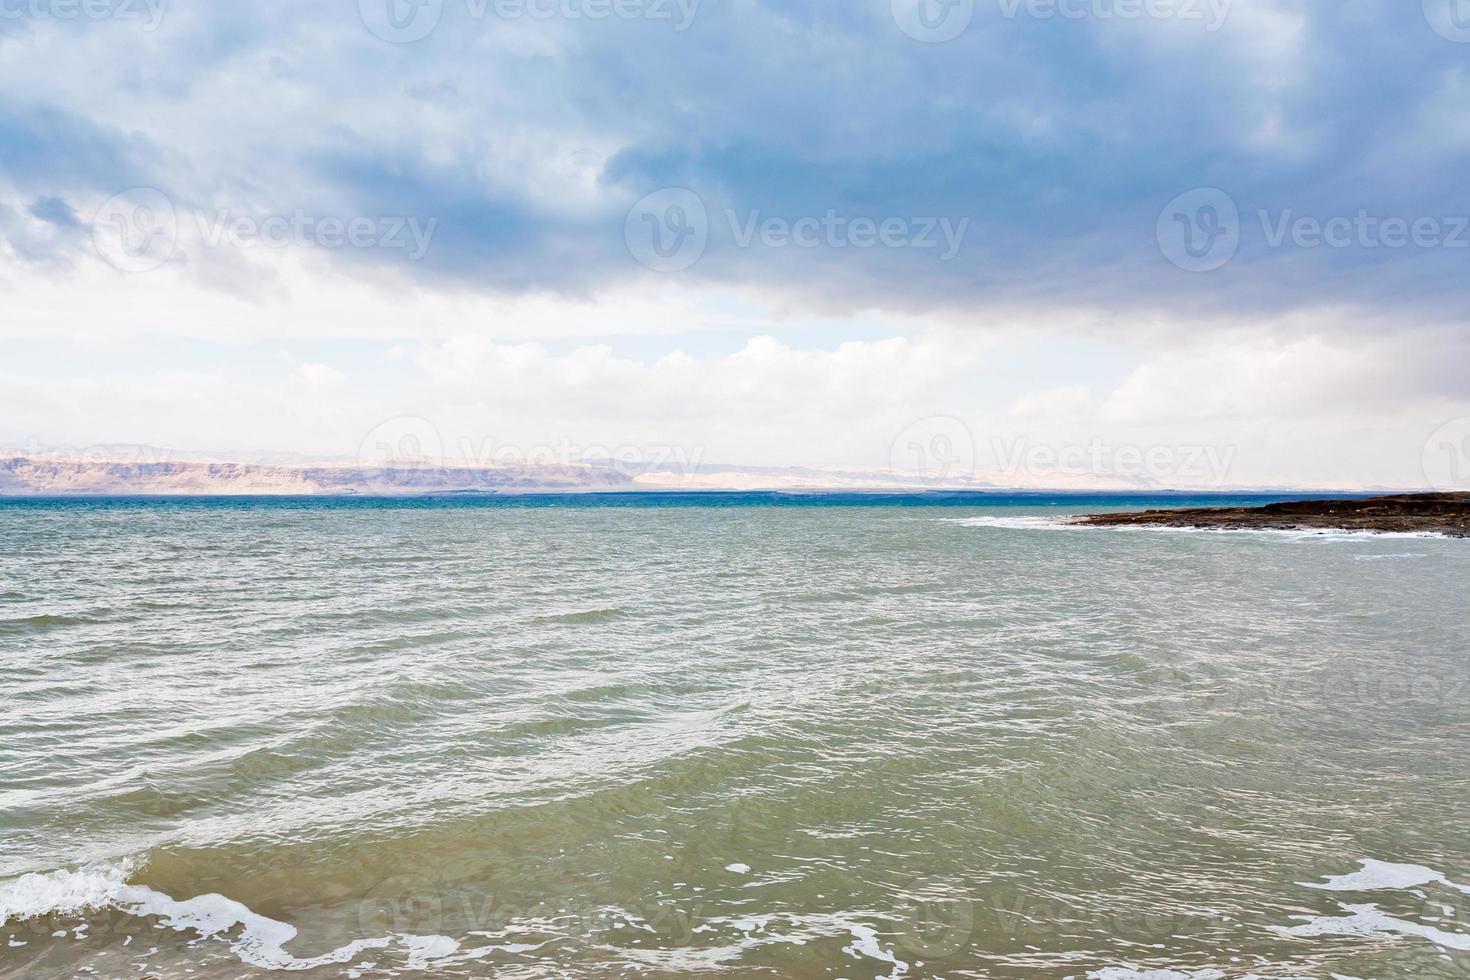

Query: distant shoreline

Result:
[1077,493,1470,538]
[0,456,1412,500]
[0,490,1383,507]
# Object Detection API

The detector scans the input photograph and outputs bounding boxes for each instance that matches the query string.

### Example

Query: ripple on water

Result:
[1,501,1468,977]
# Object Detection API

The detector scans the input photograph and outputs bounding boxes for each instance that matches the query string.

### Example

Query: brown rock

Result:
[1077,492,1470,538]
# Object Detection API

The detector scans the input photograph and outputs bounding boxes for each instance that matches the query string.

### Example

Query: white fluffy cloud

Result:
[6,2,1470,487]
[6,324,1467,489]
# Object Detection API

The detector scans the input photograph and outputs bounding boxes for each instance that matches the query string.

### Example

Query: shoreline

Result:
[1077,492,1470,538]
[0,490,1371,507]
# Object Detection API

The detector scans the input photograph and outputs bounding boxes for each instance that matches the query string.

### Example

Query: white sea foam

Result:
[0,862,469,972]
[1283,903,1470,950]
[1087,970,1226,980]
[0,862,135,925]
[1087,969,1328,975]
[1091,861,1470,979]
[941,516,1089,531]
[1352,553,1428,561]
[944,516,1459,541]
[1301,859,1470,895]
[1275,860,1470,957]
[628,911,908,976]
[1085,970,1318,980]
[3,867,907,978]
[843,923,909,979]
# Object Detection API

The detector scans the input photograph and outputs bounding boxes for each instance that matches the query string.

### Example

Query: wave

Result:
[630,911,911,979]
[1183,527,1459,541]
[0,861,522,972]
[940,516,1088,531]
[0,861,135,925]
[1282,904,1470,951]
[943,516,1461,540]
[1088,970,1227,980]
[0,864,914,976]
[0,613,97,634]
[531,607,626,625]
[1274,859,1470,956]
[1088,860,1470,979]
[1300,858,1470,895]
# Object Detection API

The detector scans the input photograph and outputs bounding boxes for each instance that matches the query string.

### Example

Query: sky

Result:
[3,0,1470,489]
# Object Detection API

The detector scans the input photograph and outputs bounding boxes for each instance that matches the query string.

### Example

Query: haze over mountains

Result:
[0,455,630,496]
[0,450,1359,496]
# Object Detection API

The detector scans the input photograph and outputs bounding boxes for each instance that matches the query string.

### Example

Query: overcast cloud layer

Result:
[3,0,1470,488]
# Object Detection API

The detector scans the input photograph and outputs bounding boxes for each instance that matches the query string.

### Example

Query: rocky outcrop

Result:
[0,457,635,496]
[1078,493,1470,537]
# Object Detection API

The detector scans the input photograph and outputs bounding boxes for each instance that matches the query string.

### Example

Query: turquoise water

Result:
[2,496,1467,978]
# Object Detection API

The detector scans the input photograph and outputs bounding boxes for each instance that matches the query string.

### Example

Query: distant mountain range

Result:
[0,456,632,496]
[0,453,1363,496]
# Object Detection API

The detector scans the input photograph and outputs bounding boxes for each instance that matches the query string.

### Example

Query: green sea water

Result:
[1,497,1468,979]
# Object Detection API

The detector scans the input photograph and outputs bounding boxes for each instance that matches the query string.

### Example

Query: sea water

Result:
[1,495,1467,978]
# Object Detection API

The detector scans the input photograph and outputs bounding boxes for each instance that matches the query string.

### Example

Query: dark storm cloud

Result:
[4,0,1470,323]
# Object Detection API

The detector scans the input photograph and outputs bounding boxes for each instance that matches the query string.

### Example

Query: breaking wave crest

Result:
[0,862,475,972]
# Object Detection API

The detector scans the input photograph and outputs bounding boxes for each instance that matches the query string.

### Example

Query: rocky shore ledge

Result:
[1078,492,1470,538]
